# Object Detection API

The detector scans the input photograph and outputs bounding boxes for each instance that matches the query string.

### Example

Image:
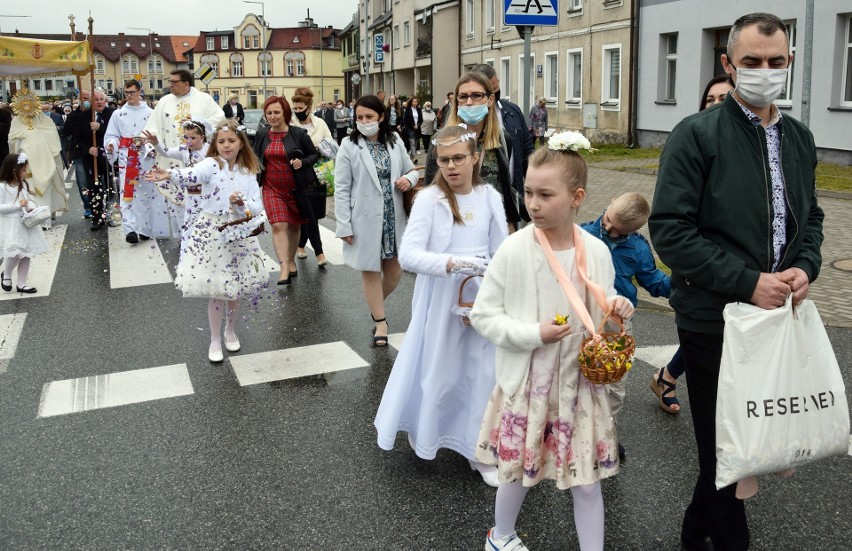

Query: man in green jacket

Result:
[649,12,824,551]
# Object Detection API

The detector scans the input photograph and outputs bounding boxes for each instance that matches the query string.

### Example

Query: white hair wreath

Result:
[17,152,28,165]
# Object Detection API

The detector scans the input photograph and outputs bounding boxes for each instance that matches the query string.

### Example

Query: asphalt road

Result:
[1,207,850,550]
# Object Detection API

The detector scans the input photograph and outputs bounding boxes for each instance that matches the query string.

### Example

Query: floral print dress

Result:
[366,140,398,260]
[475,248,619,489]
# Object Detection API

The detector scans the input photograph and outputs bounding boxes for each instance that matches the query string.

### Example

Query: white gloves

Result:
[450,256,489,276]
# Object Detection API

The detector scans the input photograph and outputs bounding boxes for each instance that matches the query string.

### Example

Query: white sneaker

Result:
[485,528,529,551]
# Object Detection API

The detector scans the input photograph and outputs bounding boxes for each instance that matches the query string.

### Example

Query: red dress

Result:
[262,130,307,224]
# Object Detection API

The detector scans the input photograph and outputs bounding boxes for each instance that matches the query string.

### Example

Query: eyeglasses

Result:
[436,153,474,167]
[168,79,183,84]
[456,92,490,103]
[125,90,139,95]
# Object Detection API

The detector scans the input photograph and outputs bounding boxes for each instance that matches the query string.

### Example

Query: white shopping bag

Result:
[715,297,850,490]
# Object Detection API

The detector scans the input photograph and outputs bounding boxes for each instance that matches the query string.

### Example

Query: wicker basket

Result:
[403,165,426,217]
[455,274,482,326]
[578,311,636,385]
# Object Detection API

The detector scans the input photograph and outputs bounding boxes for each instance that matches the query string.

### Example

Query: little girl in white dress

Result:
[0,153,49,294]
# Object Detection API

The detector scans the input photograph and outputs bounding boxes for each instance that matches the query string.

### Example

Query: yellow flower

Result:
[553,313,569,326]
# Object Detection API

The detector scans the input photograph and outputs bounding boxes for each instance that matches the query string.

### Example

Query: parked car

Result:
[243,109,267,144]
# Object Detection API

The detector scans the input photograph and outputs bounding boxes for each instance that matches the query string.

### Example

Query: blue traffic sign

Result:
[504,0,559,27]
[374,33,385,64]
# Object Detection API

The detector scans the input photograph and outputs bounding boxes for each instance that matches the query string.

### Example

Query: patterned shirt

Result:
[734,98,787,271]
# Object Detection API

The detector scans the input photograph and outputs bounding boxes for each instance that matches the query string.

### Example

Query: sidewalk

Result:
[324,157,852,327]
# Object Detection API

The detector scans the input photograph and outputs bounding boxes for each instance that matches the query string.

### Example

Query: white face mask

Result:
[732,67,788,108]
[357,121,380,137]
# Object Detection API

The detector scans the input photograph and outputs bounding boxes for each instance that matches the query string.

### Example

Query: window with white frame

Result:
[777,22,796,105]
[466,0,475,38]
[568,0,583,13]
[200,54,219,75]
[32,80,41,91]
[221,36,229,49]
[602,44,621,108]
[334,89,341,101]
[206,37,214,50]
[121,54,139,74]
[404,21,410,46]
[844,15,852,104]
[242,25,259,49]
[518,53,535,108]
[661,33,678,102]
[544,51,558,102]
[566,48,583,105]
[148,55,164,75]
[286,59,294,76]
[95,55,105,74]
[296,58,305,76]
[501,57,511,100]
[259,52,272,77]
[486,0,495,33]
[230,53,244,77]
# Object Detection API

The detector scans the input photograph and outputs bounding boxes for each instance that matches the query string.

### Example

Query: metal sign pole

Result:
[522,25,531,124]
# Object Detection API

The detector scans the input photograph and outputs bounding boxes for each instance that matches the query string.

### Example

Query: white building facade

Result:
[637,0,852,163]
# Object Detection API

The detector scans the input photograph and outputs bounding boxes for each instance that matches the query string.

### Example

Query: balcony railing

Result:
[416,36,431,58]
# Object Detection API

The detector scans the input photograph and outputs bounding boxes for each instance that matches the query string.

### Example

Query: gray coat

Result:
[334,133,419,272]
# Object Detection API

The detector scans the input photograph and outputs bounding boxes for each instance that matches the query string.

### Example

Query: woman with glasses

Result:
[290,87,331,268]
[425,73,521,232]
[334,95,419,347]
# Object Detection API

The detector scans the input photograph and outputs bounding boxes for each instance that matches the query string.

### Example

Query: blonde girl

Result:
[0,153,49,294]
[374,125,508,485]
[147,120,267,363]
[469,132,634,550]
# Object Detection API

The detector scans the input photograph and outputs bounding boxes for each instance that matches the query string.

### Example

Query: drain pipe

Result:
[628,0,639,148]
[800,0,814,127]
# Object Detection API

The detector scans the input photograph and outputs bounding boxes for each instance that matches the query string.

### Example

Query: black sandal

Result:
[371,314,389,348]
[650,367,680,414]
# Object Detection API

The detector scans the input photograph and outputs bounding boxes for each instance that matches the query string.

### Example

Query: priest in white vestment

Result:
[105,80,175,242]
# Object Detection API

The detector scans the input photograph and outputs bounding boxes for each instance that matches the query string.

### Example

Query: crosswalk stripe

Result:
[0,313,27,375]
[633,344,679,370]
[302,223,343,265]
[230,341,369,386]
[387,332,406,351]
[37,363,194,418]
[0,224,66,301]
[107,226,174,289]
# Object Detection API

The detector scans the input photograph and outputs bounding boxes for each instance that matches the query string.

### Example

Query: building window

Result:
[844,15,852,104]
[393,25,400,49]
[45,80,53,91]
[544,52,558,102]
[500,57,511,100]
[242,25,260,49]
[200,54,219,75]
[660,33,678,102]
[602,44,621,109]
[334,89,340,101]
[230,54,244,77]
[286,59,294,76]
[486,0,495,33]
[566,48,583,105]
[297,58,305,75]
[95,56,105,74]
[568,0,583,12]
[148,55,163,75]
[33,80,41,91]
[778,22,796,105]
[121,54,139,74]
[259,52,272,77]
[206,37,214,50]
[466,0,475,38]
[286,52,305,77]
[221,36,229,49]
[253,35,260,49]
[404,21,410,47]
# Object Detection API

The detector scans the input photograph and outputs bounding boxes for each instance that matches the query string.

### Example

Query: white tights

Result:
[494,480,604,551]
[207,298,239,351]
[2,256,31,288]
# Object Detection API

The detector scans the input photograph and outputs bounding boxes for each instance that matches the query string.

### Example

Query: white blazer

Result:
[399,184,508,277]
[334,133,419,272]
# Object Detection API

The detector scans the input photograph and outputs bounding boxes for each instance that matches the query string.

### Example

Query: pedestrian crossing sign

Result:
[504,0,559,27]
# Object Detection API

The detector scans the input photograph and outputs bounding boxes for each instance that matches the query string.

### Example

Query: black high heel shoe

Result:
[1,272,11,292]
[371,314,389,348]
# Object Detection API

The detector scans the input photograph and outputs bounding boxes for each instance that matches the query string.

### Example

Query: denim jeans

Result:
[72,157,92,211]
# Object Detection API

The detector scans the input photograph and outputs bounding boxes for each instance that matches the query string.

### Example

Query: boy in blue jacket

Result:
[582,192,682,415]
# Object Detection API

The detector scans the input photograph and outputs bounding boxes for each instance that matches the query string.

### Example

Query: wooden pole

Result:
[70,14,81,98]
[87,14,97,182]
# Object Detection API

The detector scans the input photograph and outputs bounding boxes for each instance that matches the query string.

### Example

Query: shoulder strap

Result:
[534,226,609,336]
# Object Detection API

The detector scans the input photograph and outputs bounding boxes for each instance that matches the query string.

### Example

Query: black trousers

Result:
[678,327,749,551]
[335,127,348,145]
[298,221,323,255]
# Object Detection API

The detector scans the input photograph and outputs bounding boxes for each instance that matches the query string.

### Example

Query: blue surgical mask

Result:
[457,104,489,125]
[82,101,91,110]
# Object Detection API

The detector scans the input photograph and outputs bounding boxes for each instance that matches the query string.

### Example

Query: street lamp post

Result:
[244,1,266,102]
[128,26,154,99]
[0,15,32,102]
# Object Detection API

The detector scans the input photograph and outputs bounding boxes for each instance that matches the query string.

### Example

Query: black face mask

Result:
[294,110,309,122]
[494,89,501,102]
